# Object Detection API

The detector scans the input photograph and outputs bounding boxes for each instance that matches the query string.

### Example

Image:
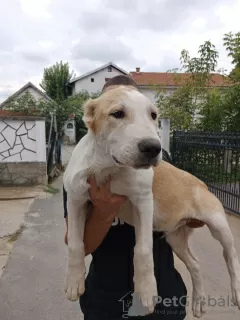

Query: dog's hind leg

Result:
[65,198,87,301]
[166,226,207,318]
[203,209,240,310]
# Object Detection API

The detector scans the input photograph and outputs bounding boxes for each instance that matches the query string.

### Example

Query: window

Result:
[67,123,73,129]
[91,78,94,82]
[108,66,112,72]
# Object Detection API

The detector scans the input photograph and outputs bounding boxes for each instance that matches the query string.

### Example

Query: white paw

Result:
[192,291,207,318]
[135,275,158,314]
[65,270,85,301]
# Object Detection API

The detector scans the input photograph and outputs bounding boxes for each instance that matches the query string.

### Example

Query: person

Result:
[63,76,204,320]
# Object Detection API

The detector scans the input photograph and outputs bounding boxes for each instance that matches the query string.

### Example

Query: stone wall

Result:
[0,116,47,186]
[0,162,47,185]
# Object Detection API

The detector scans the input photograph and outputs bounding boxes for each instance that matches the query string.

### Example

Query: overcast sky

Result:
[0,0,240,102]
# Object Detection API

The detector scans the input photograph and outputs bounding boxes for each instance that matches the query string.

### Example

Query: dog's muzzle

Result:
[138,138,161,164]
[138,139,162,160]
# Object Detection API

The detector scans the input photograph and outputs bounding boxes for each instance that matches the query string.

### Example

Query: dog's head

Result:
[82,77,162,169]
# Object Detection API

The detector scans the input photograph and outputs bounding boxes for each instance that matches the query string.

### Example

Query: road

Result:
[0,175,240,320]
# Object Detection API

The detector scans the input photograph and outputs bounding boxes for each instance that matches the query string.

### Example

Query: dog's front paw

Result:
[65,270,85,301]
[192,290,207,318]
[135,275,158,314]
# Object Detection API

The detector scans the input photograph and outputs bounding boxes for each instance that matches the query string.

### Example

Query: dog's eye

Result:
[110,110,125,119]
[151,112,157,120]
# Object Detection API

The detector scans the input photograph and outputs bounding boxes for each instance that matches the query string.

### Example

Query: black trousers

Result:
[79,227,187,320]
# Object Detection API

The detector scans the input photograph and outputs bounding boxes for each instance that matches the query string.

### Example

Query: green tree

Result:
[180,40,219,84]
[223,32,240,82]
[4,90,101,135]
[40,60,75,103]
[156,40,220,131]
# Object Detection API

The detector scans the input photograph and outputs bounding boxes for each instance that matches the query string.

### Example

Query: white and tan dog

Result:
[63,81,240,318]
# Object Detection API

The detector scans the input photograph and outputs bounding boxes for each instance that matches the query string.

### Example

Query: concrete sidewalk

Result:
[0,186,53,278]
[0,199,34,278]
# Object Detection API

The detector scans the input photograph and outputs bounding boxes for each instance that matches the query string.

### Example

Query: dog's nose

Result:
[138,139,161,158]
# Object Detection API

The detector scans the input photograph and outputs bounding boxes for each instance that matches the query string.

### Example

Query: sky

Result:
[0,0,240,103]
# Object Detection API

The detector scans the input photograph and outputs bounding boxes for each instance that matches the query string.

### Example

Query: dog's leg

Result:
[204,211,240,309]
[65,198,87,301]
[166,226,206,318]
[130,195,158,314]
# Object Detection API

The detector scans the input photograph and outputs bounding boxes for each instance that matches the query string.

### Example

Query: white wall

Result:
[73,67,126,94]
[139,87,157,103]
[17,87,48,102]
[0,118,46,162]
[140,86,176,104]
[158,118,170,154]
[64,119,76,144]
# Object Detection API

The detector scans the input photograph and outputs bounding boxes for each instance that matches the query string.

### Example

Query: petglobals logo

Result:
[118,292,237,318]
[118,292,188,318]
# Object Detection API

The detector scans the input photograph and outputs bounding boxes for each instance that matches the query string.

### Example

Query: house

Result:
[0,82,52,109]
[0,62,230,146]
[129,68,230,103]
[0,82,76,144]
[68,62,129,95]
[69,62,229,104]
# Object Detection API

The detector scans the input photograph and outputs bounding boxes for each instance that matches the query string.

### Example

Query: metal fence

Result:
[171,131,240,215]
[46,114,62,181]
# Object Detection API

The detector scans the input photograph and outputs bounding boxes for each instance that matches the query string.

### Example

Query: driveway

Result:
[0,176,240,319]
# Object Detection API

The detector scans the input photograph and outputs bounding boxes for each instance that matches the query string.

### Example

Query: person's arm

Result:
[83,206,116,256]
[63,177,126,256]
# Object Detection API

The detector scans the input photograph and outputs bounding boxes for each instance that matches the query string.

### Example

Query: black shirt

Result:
[63,150,187,320]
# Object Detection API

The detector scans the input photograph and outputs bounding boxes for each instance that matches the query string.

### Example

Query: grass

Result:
[43,185,60,194]
[8,224,26,243]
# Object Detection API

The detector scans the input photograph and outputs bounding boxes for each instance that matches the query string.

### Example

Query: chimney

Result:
[136,67,140,73]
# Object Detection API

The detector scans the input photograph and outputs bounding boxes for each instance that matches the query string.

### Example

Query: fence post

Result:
[224,149,232,174]
[172,130,176,164]
[159,118,170,154]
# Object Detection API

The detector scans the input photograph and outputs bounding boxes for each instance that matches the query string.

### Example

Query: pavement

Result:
[0,174,240,319]
[0,185,52,278]
[61,144,76,167]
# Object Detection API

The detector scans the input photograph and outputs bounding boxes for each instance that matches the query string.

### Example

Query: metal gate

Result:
[171,130,240,215]
[46,114,62,181]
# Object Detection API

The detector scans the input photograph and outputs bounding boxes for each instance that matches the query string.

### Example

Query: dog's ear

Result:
[82,98,97,130]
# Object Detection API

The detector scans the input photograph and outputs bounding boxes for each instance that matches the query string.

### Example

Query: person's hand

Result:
[88,176,127,222]
[64,177,126,246]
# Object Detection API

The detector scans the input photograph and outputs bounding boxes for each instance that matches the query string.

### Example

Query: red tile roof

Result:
[130,72,231,87]
[0,110,26,116]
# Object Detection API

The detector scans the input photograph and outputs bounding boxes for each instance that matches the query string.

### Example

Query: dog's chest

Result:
[94,167,153,197]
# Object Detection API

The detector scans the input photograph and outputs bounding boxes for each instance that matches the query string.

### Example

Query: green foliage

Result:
[156,35,240,133]
[197,88,225,131]
[223,32,240,82]
[40,60,75,102]
[4,91,40,115]
[180,40,219,83]
[4,89,100,135]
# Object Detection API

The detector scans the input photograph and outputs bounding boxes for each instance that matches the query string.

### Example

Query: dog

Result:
[63,76,240,318]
